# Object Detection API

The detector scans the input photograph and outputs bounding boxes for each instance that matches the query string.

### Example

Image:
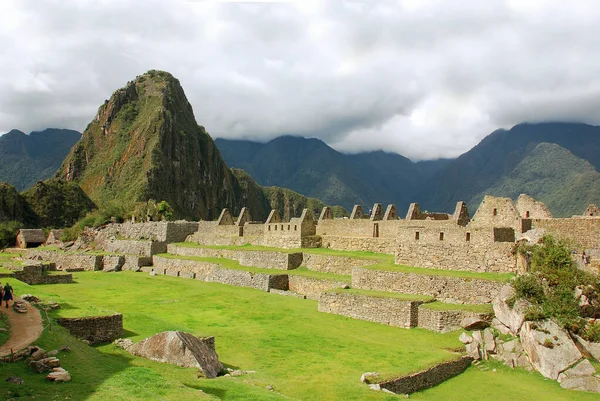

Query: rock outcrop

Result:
[124,331,222,379]
[493,285,530,335]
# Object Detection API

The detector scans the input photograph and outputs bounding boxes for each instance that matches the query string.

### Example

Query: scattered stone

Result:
[360,372,380,383]
[46,367,71,382]
[29,360,52,373]
[59,345,71,352]
[573,334,600,361]
[47,302,60,310]
[484,328,496,354]
[113,338,134,350]
[466,342,481,360]
[266,385,273,391]
[230,370,253,377]
[461,317,490,331]
[29,348,46,362]
[459,332,473,344]
[368,383,381,391]
[6,376,24,385]
[491,318,512,336]
[21,294,40,303]
[520,320,582,380]
[13,301,27,313]
[150,271,157,276]
[0,328,7,333]
[341,284,350,289]
[47,350,59,357]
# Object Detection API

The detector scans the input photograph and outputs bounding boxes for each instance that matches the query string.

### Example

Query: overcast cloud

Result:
[1,0,600,160]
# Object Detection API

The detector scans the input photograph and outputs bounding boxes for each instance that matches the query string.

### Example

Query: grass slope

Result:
[0,271,595,400]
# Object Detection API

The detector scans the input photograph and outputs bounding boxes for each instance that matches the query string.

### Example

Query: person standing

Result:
[0,282,3,302]
[3,282,13,308]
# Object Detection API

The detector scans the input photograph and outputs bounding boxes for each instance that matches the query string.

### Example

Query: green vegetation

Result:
[0,128,81,191]
[512,236,600,338]
[0,272,595,400]
[420,301,494,313]
[21,179,96,228]
[0,311,9,346]
[0,220,21,249]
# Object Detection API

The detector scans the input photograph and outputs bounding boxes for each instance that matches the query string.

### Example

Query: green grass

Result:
[420,302,494,313]
[156,253,352,282]
[0,273,593,400]
[365,262,515,282]
[329,288,434,302]
[0,310,9,346]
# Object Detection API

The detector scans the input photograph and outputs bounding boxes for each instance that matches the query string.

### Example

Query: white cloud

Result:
[1,0,600,160]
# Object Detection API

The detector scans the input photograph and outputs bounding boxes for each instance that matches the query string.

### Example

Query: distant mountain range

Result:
[0,128,81,190]
[2,119,600,218]
[216,123,600,217]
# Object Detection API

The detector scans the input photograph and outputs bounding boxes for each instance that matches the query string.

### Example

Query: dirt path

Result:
[0,298,44,356]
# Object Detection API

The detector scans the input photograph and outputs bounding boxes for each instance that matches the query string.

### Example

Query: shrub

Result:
[0,221,21,249]
[542,339,554,349]
[580,321,600,343]
[512,274,545,304]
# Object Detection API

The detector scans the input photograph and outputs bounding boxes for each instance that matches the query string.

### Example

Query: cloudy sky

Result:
[1,0,600,160]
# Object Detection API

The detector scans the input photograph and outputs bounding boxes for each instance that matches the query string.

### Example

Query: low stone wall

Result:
[105,239,167,257]
[13,264,72,285]
[288,276,348,300]
[26,250,103,271]
[320,236,396,254]
[417,306,494,333]
[102,255,125,272]
[301,253,378,275]
[56,314,123,345]
[380,356,473,394]
[351,268,504,304]
[318,291,425,328]
[167,245,302,270]
[122,256,152,271]
[152,255,289,292]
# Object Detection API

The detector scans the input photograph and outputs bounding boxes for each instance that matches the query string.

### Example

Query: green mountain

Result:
[471,143,600,217]
[418,123,600,214]
[215,137,447,213]
[0,128,81,190]
[56,70,274,221]
[0,182,36,224]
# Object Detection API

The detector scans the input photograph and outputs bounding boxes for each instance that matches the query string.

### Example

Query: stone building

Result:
[15,229,46,249]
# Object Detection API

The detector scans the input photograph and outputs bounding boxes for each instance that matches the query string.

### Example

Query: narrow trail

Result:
[0,298,43,356]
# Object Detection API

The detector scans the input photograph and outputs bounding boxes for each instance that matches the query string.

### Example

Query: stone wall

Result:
[379,356,473,394]
[301,253,378,275]
[13,264,72,285]
[316,219,402,239]
[27,250,103,271]
[167,245,302,270]
[351,268,504,304]
[122,256,152,271]
[100,221,199,242]
[533,217,600,250]
[516,194,553,219]
[105,239,167,257]
[318,291,424,328]
[288,276,348,300]
[417,306,494,333]
[56,314,123,345]
[470,195,521,230]
[320,236,396,254]
[152,255,289,292]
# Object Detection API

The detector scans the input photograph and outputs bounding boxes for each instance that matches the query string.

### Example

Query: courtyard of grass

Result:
[1,271,598,401]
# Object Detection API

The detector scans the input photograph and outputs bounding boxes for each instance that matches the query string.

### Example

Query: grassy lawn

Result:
[0,310,9,346]
[156,253,352,282]
[0,272,594,401]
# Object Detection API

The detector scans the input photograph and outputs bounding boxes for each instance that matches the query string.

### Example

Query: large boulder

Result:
[560,376,600,393]
[126,331,222,378]
[493,285,530,335]
[520,321,582,380]
[573,334,600,360]
[557,359,596,383]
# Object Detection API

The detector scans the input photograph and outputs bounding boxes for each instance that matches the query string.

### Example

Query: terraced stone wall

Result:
[288,276,348,300]
[301,253,378,275]
[14,264,73,285]
[417,307,493,333]
[27,249,102,271]
[533,218,600,250]
[318,292,425,328]
[320,236,396,254]
[56,314,123,345]
[105,239,166,257]
[351,268,504,304]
